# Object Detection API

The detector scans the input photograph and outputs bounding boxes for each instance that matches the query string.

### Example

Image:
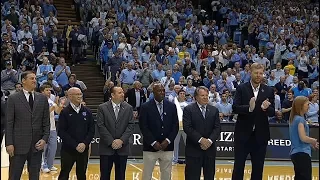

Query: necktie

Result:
[114,105,120,120]
[158,103,163,120]
[29,92,34,110]
[200,105,206,119]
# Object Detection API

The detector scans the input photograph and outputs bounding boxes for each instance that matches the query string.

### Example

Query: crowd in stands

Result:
[1,0,88,103]
[1,0,319,126]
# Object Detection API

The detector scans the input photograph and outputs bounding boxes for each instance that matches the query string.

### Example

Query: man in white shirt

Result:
[39,84,65,173]
[271,62,285,82]
[161,70,175,91]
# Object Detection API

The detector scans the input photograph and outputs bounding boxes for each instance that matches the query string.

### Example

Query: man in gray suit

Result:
[96,86,134,180]
[5,71,50,180]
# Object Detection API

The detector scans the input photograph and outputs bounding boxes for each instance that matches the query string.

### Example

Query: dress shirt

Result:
[196,102,213,144]
[135,89,141,108]
[70,102,81,113]
[249,81,261,131]
[23,89,34,102]
[111,101,121,114]
[151,99,171,147]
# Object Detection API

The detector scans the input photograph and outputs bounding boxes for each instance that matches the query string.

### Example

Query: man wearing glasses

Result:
[57,87,95,180]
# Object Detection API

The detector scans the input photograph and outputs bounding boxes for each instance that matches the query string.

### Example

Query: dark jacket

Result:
[125,88,146,108]
[58,104,95,153]
[139,99,179,152]
[232,82,275,144]
[183,103,221,157]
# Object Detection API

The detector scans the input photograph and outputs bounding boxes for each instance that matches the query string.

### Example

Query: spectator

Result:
[208,84,220,106]
[54,57,71,87]
[216,90,233,122]
[1,61,18,95]
[269,111,286,124]
[275,76,289,103]
[282,91,294,122]
[306,94,319,124]
[292,81,311,98]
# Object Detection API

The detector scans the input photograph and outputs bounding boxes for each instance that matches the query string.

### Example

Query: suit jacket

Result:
[5,91,50,154]
[139,99,179,152]
[1,100,6,127]
[183,103,221,157]
[232,82,275,145]
[232,80,243,90]
[96,101,134,156]
[58,105,95,152]
[125,88,146,108]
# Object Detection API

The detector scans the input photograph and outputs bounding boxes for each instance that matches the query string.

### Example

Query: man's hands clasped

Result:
[112,139,123,150]
[152,139,170,151]
[200,138,212,150]
[76,143,86,153]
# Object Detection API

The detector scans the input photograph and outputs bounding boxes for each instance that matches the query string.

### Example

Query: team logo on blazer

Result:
[82,112,87,117]
[164,112,166,116]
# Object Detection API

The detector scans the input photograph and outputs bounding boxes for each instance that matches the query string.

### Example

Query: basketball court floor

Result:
[1,159,319,180]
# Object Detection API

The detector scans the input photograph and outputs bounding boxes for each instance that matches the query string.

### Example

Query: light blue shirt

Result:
[120,69,136,84]
[216,101,232,117]
[289,115,311,157]
[152,70,165,80]
[54,65,70,87]
[306,102,319,123]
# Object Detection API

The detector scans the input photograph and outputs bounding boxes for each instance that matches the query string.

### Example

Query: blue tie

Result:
[201,106,206,119]
[158,103,163,120]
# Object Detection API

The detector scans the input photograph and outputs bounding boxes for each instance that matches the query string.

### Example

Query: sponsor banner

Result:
[55,123,319,160]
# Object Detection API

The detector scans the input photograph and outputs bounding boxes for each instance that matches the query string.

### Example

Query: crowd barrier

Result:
[54,122,319,161]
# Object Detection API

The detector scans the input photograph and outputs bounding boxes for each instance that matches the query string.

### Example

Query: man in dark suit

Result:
[1,91,6,141]
[5,71,50,180]
[58,87,95,180]
[96,86,134,180]
[139,83,179,180]
[183,86,221,180]
[125,81,146,114]
[232,63,275,180]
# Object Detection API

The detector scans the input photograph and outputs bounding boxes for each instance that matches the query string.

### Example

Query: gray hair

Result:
[194,86,209,98]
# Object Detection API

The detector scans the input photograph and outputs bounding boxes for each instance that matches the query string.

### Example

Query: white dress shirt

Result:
[70,102,81,113]
[135,90,141,108]
[249,81,261,131]
[111,101,121,114]
[23,89,34,102]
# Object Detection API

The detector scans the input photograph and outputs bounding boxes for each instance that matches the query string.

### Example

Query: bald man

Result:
[139,83,179,180]
[58,87,95,180]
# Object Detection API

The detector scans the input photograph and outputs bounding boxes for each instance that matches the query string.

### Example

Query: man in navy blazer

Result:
[232,63,275,180]
[139,83,179,180]
[183,86,221,180]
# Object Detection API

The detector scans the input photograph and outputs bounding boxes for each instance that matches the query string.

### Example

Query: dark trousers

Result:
[100,154,128,180]
[291,152,312,180]
[58,149,89,180]
[232,132,267,180]
[1,124,4,141]
[8,148,42,180]
[185,153,216,180]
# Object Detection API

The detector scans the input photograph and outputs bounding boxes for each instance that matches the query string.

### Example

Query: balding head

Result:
[153,83,165,102]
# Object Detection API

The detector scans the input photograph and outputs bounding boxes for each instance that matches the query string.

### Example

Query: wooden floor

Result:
[1,162,319,180]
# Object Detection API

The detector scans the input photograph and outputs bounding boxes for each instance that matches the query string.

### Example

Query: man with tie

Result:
[232,63,275,180]
[125,81,146,114]
[5,71,50,180]
[58,87,95,180]
[183,86,221,180]
[139,83,179,180]
[96,86,134,180]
